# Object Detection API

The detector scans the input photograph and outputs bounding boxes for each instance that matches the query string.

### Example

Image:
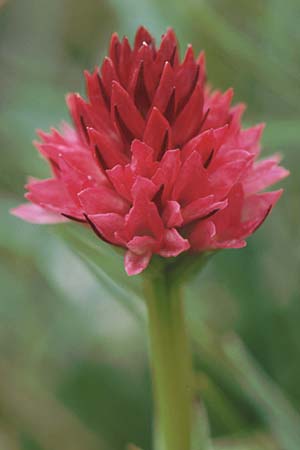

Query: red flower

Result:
[12,27,289,275]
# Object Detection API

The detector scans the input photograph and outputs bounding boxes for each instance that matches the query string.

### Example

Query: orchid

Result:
[11,28,289,450]
[12,27,288,276]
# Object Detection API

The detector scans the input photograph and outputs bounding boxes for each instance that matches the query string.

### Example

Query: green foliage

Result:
[1,0,299,449]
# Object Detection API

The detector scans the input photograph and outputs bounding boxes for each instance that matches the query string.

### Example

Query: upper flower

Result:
[12,27,289,275]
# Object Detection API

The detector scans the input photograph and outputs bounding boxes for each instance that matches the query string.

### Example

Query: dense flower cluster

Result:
[12,27,289,275]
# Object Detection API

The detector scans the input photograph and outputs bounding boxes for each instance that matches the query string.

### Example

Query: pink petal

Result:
[162,200,183,227]
[131,139,157,177]
[188,220,217,251]
[60,122,81,144]
[210,156,253,198]
[203,88,233,130]
[134,42,157,99]
[127,235,158,254]
[152,62,175,114]
[11,203,69,224]
[84,68,111,114]
[100,56,119,99]
[125,198,164,240]
[182,196,228,225]
[134,26,153,51]
[61,150,108,185]
[87,212,125,245]
[242,189,283,226]
[109,33,121,69]
[152,149,181,202]
[66,93,95,145]
[175,46,199,112]
[214,188,283,244]
[26,178,79,216]
[173,151,210,204]
[173,84,204,146]
[111,81,145,142]
[52,157,91,202]
[213,184,244,235]
[106,164,134,201]
[226,103,246,137]
[88,127,127,169]
[213,239,247,249]
[159,228,190,257]
[155,29,179,72]
[131,176,159,201]
[143,107,171,159]
[236,123,265,156]
[181,125,229,161]
[36,128,65,146]
[118,37,133,87]
[125,249,152,275]
[78,186,129,215]
[128,55,152,116]
[196,51,206,87]
[242,156,289,196]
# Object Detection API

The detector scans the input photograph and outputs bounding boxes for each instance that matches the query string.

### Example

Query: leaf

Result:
[191,402,214,450]
[0,360,107,450]
[194,371,246,434]
[127,445,144,450]
[192,326,300,444]
[153,417,164,450]
[223,335,300,450]
[188,2,300,110]
[75,248,146,324]
[214,433,278,450]
[56,223,144,300]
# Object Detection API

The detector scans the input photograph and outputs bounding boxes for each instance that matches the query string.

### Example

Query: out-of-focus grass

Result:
[0,1,299,449]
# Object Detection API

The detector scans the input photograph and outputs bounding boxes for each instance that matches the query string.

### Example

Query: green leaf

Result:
[56,223,146,323]
[76,248,146,324]
[191,402,214,450]
[223,335,300,450]
[127,445,144,450]
[194,371,246,435]
[186,2,300,110]
[0,360,107,450]
[56,223,143,295]
[214,432,278,450]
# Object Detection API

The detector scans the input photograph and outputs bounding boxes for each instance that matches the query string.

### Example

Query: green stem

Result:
[144,269,193,450]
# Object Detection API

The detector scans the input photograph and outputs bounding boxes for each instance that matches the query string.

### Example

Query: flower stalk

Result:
[144,268,193,450]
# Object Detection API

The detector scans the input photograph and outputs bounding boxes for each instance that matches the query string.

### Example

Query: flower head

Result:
[12,27,289,275]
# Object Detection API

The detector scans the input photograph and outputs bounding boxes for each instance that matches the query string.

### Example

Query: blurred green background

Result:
[0,0,299,449]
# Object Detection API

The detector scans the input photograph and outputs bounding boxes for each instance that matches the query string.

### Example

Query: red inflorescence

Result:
[12,27,289,275]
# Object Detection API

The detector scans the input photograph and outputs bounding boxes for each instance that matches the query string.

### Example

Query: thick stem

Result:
[144,270,193,450]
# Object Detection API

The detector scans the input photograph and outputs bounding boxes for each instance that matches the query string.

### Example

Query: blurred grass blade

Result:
[127,445,144,450]
[0,360,108,450]
[75,248,146,324]
[153,418,164,450]
[194,371,246,434]
[213,432,278,450]
[223,335,300,450]
[191,402,214,450]
[196,3,300,109]
[0,424,21,450]
[56,223,144,299]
